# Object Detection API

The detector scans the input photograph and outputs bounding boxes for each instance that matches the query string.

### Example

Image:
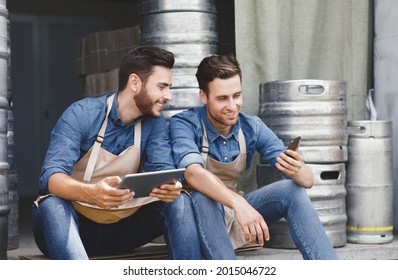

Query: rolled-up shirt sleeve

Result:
[169,110,205,169]
[39,103,90,195]
[142,116,176,172]
[253,116,285,166]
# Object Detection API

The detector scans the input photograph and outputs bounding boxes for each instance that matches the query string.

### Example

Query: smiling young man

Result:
[32,46,184,259]
[167,54,338,260]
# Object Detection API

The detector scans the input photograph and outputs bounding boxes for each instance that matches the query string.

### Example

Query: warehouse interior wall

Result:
[235,0,373,119]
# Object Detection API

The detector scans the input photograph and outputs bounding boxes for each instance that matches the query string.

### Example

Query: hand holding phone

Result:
[275,136,301,175]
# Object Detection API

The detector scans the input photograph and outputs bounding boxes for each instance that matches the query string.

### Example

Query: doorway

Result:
[10,14,105,196]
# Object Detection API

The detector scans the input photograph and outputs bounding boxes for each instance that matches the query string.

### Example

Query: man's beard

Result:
[134,87,158,118]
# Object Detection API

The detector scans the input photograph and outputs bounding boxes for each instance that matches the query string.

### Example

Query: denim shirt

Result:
[169,106,286,170]
[39,92,175,195]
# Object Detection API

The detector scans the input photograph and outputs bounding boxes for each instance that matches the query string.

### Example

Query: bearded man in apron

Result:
[32,46,185,259]
[166,54,338,260]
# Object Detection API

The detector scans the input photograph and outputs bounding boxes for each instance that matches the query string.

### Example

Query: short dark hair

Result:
[118,45,175,91]
[195,53,242,94]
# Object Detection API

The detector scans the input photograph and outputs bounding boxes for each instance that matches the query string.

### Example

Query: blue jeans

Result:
[163,180,338,260]
[162,191,237,259]
[244,180,338,260]
[32,196,165,259]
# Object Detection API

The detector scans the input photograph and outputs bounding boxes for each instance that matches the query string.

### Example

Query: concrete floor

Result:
[5,196,398,260]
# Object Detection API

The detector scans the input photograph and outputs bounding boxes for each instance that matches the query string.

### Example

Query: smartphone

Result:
[275,136,301,175]
[286,136,301,155]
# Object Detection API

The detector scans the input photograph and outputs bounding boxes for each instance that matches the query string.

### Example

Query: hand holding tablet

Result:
[116,168,186,198]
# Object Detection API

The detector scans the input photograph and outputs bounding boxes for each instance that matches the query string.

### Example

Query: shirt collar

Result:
[107,92,122,126]
[108,91,145,127]
[199,106,240,142]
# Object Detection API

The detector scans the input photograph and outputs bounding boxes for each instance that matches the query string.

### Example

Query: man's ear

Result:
[128,73,141,92]
[199,89,207,104]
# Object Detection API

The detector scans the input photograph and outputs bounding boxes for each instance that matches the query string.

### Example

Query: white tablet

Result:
[116,168,186,198]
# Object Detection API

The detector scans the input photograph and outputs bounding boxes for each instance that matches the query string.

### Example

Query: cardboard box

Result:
[76,26,140,75]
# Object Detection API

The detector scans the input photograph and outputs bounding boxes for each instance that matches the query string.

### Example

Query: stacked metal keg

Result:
[258,79,348,248]
[139,0,219,120]
[7,15,19,250]
[0,0,10,260]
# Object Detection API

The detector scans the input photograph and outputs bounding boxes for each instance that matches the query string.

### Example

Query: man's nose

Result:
[163,88,172,101]
[227,99,238,110]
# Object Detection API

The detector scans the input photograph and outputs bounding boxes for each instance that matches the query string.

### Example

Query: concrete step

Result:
[237,236,398,260]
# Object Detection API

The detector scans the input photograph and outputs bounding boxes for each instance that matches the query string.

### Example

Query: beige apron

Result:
[36,93,158,224]
[201,122,249,249]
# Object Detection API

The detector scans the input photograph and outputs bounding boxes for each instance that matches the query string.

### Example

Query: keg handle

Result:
[320,171,341,181]
[297,80,330,96]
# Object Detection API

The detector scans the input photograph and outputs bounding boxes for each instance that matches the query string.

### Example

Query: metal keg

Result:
[258,80,348,248]
[6,17,19,250]
[139,0,219,119]
[0,162,9,260]
[0,204,9,259]
[0,0,10,260]
[139,0,218,67]
[259,80,348,163]
[346,120,394,244]
[261,163,347,248]
[7,170,18,250]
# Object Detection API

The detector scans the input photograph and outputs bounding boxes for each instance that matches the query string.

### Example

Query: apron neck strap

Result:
[83,94,115,182]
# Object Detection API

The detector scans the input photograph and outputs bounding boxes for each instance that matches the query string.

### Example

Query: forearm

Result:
[48,173,94,202]
[184,164,245,209]
[279,149,314,189]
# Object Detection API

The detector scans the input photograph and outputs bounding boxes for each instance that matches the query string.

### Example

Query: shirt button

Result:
[223,141,226,145]
[224,157,227,161]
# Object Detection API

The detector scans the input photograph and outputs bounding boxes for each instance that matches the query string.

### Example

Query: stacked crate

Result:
[76,26,140,97]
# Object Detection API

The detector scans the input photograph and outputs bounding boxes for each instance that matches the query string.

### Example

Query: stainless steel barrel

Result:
[139,0,218,68]
[7,170,18,250]
[0,161,9,259]
[139,0,218,119]
[6,15,18,250]
[346,120,394,244]
[0,0,10,260]
[259,80,348,163]
[259,79,348,248]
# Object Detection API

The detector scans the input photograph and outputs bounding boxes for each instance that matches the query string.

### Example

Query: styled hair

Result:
[118,45,175,91]
[195,53,242,95]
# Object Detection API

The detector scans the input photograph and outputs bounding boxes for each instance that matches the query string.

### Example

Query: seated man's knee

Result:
[34,195,75,220]
[281,180,311,204]
[162,192,193,217]
[191,191,223,212]
[266,180,310,203]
